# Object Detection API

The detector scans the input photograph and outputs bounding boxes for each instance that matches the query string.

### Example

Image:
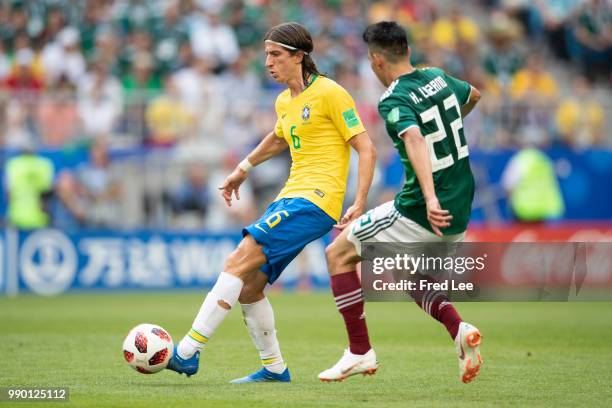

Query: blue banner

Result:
[6,229,330,295]
[0,229,4,293]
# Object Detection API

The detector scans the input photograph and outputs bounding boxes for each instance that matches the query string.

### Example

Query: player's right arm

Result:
[401,126,453,237]
[220,130,288,207]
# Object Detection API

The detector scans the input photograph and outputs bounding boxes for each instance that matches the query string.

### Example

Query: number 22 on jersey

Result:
[419,94,468,172]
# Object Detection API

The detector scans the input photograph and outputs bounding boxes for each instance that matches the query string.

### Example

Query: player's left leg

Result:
[230,272,291,383]
[167,235,266,376]
[401,219,483,383]
[409,271,482,383]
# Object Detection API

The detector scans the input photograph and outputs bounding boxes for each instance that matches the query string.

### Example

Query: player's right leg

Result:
[230,197,335,383]
[167,235,266,376]
[318,221,378,382]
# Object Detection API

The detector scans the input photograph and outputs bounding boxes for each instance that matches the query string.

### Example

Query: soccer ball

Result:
[123,323,174,374]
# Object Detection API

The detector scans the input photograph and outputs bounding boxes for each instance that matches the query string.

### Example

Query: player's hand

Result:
[218,167,248,207]
[335,201,366,230]
[426,196,452,237]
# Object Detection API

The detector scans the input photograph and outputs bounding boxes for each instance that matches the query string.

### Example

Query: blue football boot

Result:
[230,366,291,383]
[166,346,200,377]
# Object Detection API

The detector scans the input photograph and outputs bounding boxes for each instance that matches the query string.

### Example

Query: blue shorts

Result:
[243,197,336,284]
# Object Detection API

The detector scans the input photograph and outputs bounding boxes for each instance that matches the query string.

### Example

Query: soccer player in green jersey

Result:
[319,21,483,384]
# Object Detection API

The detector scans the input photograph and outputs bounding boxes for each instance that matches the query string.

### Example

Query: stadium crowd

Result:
[1,0,610,230]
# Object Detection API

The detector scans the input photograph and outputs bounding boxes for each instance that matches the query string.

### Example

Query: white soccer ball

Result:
[123,323,174,374]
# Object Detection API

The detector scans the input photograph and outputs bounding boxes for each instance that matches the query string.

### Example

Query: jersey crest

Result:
[301,104,311,121]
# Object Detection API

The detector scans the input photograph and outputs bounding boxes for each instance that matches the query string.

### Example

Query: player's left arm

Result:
[401,126,453,237]
[443,70,481,119]
[461,85,481,118]
[337,131,377,228]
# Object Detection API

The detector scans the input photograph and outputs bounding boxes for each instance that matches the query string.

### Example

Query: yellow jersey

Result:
[273,75,366,221]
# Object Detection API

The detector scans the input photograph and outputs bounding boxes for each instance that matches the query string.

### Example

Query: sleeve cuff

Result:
[398,124,420,138]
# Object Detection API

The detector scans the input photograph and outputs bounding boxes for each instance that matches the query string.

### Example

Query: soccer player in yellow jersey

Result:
[166,22,377,383]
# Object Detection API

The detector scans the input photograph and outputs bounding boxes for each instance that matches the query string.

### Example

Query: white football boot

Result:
[454,322,483,383]
[318,348,378,382]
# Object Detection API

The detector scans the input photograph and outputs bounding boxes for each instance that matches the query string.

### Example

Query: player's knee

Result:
[238,288,264,304]
[223,249,242,276]
[240,271,267,303]
[325,241,338,263]
[223,237,265,280]
[325,241,344,273]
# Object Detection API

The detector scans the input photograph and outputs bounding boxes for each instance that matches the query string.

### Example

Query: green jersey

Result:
[378,67,475,234]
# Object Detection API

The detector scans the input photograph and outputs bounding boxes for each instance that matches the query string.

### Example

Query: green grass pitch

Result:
[1,292,611,407]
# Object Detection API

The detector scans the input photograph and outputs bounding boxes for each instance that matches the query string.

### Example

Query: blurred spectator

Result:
[500,0,546,40]
[167,163,211,229]
[509,53,558,102]
[501,147,564,222]
[90,28,120,75]
[39,6,66,45]
[3,6,29,48]
[430,6,480,52]
[116,0,156,34]
[312,34,349,78]
[145,76,195,146]
[10,33,45,82]
[482,13,526,85]
[220,50,260,108]
[227,1,263,48]
[171,39,195,72]
[3,100,35,149]
[536,0,583,60]
[36,75,79,146]
[122,52,161,95]
[76,140,123,227]
[79,0,107,59]
[189,9,240,71]
[567,0,612,81]
[555,76,605,146]
[51,170,87,231]
[151,0,189,75]
[219,53,261,149]
[4,48,43,96]
[0,41,11,81]
[205,153,257,231]
[172,57,225,135]
[335,1,368,38]
[119,29,154,76]
[40,26,86,86]
[508,53,558,145]
[122,52,161,142]
[77,61,122,139]
[5,147,54,229]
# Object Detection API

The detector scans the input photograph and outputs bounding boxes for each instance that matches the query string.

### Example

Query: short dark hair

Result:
[264,22,321,84]
[362,21,409,63]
